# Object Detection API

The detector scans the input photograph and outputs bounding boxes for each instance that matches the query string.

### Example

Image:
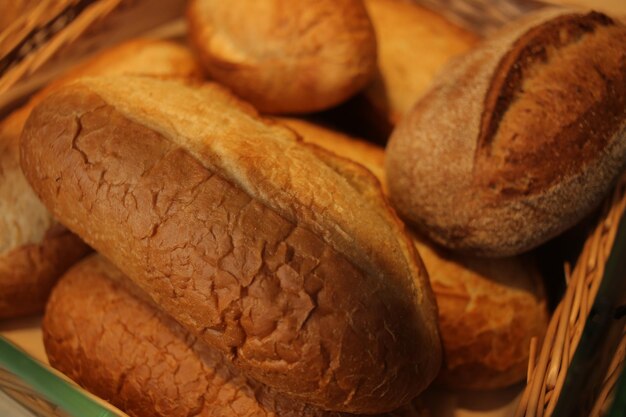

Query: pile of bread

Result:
[2,0,625,415]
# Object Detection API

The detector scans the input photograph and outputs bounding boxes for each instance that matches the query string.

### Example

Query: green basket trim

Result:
[0,337,123,417]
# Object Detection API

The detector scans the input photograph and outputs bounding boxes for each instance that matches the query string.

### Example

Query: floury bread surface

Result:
[44,255,424,417]
[186,0,377,114]
[0,39,201,319]
[21,76,441,413]
[281,118,548,389]
[386,9,626,256]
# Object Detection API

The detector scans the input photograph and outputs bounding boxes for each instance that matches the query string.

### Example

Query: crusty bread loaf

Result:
[44,255,424,417]
[0,224,89,319]
[21,76,440,413]
[414,238,547,389]
[0,39,201,319]
[186,0,377,114]
[278,117,386,184]
[363,0,478,125]
[281,118,548,389]
[386,9,626,256]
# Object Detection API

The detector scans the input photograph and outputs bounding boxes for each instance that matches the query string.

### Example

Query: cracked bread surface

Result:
[44,255,344,417]
[386,8,626,256]
[186,0,377,114]
[44,255,426,417]
[21,76,440,413]
[0,39,200,319]
[280,119,548,389]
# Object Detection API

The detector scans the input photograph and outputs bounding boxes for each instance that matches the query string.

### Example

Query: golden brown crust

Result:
[44,256,335,417]
[476,12,626,196]
[277,117,386,184]
[21,77,440,413]
[0,225,89,319]
[413,238,547,389]
[285,119,548,389]
[44,256,425,417]
[363,0,478,124]
[0,39,202,319]
[186,0,377,114]
[386,9,626,256]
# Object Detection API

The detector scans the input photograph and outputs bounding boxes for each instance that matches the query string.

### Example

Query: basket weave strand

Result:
[516,174,626,417]
[0,0,122,95]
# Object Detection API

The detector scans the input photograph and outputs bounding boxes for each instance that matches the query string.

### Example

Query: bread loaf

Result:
[44,255,424,417]
[386,9,626,256]
[282,118,548,389]
[278,117,386,184]
[21,76,440,413]
[0,39,200,319]
[363,0,478,125]
[186,0,377,114]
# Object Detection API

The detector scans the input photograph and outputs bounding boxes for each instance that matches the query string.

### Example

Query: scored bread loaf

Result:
[363,0,478,125]
[386,9,626,256]
[0,39,201,319]
[44,255,424,417]
[186,0,377,114]
[21,76,441,413]
[281,118,548,389]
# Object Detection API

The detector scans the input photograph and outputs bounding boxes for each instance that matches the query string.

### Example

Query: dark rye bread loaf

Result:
[44,255,424,417]
[21,76,441,413]
[386,9,626,256]
[186,0,377,114]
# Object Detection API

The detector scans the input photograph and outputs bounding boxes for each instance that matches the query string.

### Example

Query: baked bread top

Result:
[186,0,377,114]
[0,39,200,256]
[386,8,626,256]
[21,75,441,413]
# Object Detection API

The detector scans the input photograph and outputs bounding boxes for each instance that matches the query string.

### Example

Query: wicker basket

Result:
[514,173,626,417]
[1,1,625,416]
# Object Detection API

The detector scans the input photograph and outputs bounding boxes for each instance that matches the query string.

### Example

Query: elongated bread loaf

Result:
[386,9,626,256]
[0,39,200,319]
[186,0,377,114]
[44,255,424,417]
[278,117,386,184]
[21,76,440,413]
[281,118,548,389]
[363,0,478,125]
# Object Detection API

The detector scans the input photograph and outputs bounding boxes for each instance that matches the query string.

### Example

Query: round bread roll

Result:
[363,0,478,125]
[280,118,549,389]
[186,0,377,114]
[21,76,440,413]
[44,255,424,417]
[386,9,626,256]
[0,39,201,319]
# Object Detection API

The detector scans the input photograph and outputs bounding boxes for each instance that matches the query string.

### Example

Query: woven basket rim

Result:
[515,173,626,417]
